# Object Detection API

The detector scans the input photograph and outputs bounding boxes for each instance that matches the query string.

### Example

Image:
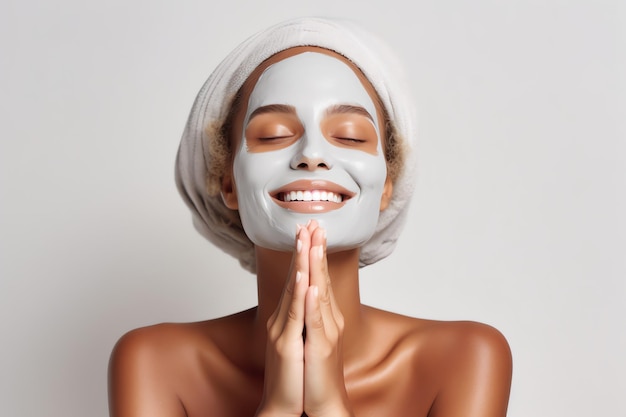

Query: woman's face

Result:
[222,49,392,252]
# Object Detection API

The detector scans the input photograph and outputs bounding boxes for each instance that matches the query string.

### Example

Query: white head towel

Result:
[175,17,417,273]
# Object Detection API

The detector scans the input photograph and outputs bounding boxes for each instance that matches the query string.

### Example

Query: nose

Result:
[289,132,333,171]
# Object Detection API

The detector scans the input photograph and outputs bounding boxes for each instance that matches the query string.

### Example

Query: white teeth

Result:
[281,190,344,203]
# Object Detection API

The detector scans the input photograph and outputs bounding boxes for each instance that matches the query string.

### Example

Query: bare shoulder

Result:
[111,320,202,356]
[108,310,257,417]
[108,320,211,376]
[107,322,208,417]
[417,319,512,365]
[108,319,217,372]
[367,307,511,361]
[365,308,512,417]
[411,318,513,417]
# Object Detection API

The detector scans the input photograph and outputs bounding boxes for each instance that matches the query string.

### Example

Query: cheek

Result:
[233,148,289,193]
[339,151,388,190]
[233,152,261,193]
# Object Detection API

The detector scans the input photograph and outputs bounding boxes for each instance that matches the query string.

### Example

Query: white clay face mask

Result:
[232,52,388,252]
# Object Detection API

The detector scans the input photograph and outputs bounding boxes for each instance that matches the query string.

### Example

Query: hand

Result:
[257,224,311,417]
[257,221,353,417]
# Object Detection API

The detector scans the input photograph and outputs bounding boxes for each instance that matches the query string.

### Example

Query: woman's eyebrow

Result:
[324,104,373,121]
[249,104,296,119]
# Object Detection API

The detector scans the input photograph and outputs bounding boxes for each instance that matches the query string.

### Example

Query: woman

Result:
[108,17,512,417]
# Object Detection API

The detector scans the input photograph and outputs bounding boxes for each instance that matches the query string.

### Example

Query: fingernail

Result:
[312,285,319,297]
[316,245,323,259]
[306,219,312,227]
[296,271,301,283]
[297,239,302,253]
[296,224,302,233]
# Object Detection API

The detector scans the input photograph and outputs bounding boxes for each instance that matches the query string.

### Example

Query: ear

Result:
[379,176,393,211]
[221,171,239,210]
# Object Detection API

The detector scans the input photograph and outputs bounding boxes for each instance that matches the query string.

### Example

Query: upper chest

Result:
[180,329,438,417]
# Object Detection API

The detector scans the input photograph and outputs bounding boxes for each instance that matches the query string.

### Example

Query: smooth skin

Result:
[108,47,512,416]
[108,220,512,416]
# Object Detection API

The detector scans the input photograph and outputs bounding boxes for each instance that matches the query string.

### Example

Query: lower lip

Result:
[271,198,346,213]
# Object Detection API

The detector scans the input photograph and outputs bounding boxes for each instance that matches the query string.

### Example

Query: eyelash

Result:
[258,135,293,141]
[335,137,366,143]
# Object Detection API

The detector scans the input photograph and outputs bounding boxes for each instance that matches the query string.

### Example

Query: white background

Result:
[1,1,624,416]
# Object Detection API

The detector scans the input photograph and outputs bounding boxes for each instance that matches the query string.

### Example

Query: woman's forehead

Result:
[238,46,384,120]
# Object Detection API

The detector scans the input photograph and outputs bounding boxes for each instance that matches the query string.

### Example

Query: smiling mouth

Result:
[270,181,355,213]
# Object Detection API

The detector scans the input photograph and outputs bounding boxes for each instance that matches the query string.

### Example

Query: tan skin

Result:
[108,47,512,417]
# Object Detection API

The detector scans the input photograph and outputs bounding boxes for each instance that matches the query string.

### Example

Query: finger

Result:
[308,226,340,332]
[316,228,341,322]
[274,225,310,339]
[304,285,325,341]
[306,218,319,236]
[308,225,326,289]
[270,225,302,323]
[275,224,309,324]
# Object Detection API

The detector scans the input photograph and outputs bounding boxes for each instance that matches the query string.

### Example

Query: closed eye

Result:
[245,110,303,152]
[322,112,378,153]
[259,135,295,140]
[334,136,367,143]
